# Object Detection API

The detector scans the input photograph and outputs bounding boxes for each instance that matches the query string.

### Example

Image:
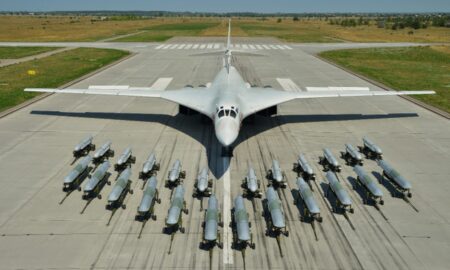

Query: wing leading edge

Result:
[25,86,215,117]
[239,87,435,118]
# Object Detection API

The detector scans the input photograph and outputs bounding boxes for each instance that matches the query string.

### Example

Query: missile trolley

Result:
[92,141,114,165]
[325,171,354,214]
[82,161,111,200]
[359,137,383,160]
[114,147,136,172]
[73,135,95,159]
[106,168,133,210]
[136,176,161,238]
[165,185,189,254]
[242,166,262,198]
[139,152,160,180]
[341,143,363,166]
[63,155,92,192]
[193,167,213,197]
[231,195,255,250]
[353,166,384,205]
[293,153,316,181]
[296,177,323,223]
[165,159,186,188]
[319,148,341,172]
[266,159,287,188]
[264,187,289,237]
[201,195,223,249]
[378,160,412,198]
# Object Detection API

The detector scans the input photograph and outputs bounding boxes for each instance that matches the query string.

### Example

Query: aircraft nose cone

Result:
[215,119,239,146]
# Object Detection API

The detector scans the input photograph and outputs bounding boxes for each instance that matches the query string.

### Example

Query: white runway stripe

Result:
[200,44,206,49]
[276,45,285,50]
[207,43,213,49]
[283,45,292,50]
[162,44,172,49]
[156,43,292,50]
[185,44,192,49]
[262,44,271,49]
[242,44,249,49]
[155,44,164,49]
[249,44,256,50]
[192,44,199,49]
[270,45,278,49]
[177,44,186,49]
[235,44,241,49]
[277,78,303,92]
[169,44,178,49]
[256,44,263,50]
[214,43,220,49]
[150,77,173,90]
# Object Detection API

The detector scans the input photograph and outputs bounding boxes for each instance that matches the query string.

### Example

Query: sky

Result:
[0,0,449,13]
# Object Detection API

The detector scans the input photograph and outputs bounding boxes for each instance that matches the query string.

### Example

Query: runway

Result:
[0,38,449,269]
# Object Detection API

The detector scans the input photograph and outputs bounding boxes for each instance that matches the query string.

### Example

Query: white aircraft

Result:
[26,20,434,156]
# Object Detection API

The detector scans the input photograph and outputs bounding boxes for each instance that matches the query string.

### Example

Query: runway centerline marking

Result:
[222,157,234,266]
[277,78,303,92]
[150,78,173,90]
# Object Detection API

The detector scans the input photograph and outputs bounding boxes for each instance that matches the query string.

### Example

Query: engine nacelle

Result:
[256,105,277,117]
[179,105,199,115]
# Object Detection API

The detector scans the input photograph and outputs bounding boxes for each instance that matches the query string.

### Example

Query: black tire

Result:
[98,194,102,200]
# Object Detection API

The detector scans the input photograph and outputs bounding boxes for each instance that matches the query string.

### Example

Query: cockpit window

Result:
[218,110,225,118]
[225,109,230,116]
[230,110,237,118]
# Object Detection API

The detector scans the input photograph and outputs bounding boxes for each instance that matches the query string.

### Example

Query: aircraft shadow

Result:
[31,110,418,179]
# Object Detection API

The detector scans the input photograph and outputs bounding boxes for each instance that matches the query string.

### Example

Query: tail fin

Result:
[226,18,231,51]
[225,19,232,73]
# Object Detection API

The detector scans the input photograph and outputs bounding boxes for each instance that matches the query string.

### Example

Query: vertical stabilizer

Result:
[225,19,232,73]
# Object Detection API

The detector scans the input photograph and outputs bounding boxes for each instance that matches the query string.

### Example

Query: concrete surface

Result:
[0,38,449,270]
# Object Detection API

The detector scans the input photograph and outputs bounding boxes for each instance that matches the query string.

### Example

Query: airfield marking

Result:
[249,44,256,50]
[276,78,303,92]
[185,44,193,49]
[242,44,249,50]
[207,43,213,49]
[277,45,286,50]
[222,157,234,265]
[256,44,263,50]
[150,78,173,90]
[262,44,271,49]
[155,44,164,49]
[157,43,290,51]
[177,44,186,49]
[269,45,278,49]
[214,43,221,49]
[283,45,293,50]
[192,44,199,49]
[200,44,206,49]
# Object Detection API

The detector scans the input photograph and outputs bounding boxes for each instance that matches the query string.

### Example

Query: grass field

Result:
[0,47,129,112]
[114,21,220,42]
[320,46,450,113]
[0,16,449,43]
[0,46,58,59]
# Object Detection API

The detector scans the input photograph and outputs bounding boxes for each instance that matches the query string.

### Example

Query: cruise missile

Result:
[73,135,95,158]
[106,168,133,210]
[63,155,92,192]
[139,152,160,180]
[296,177,322,222]
[353,165,384,205]
[293,154,316,181]
[93,140,114,165]
[266,159,286,188]
[165,159,186,188]
[165,185,189,233]
[114,147,136,172]
[231,195,255,249]
[325,171,354,213]
[242,166,262,198]
[201,195,223,249]
[319,148,341,172]
[378,160,412,198]
[193,167,212,197]
[82,160,110,200]
[264,187,289,236]
[136,176,161,221]
[341,143,363,166]
[359,137,383,159]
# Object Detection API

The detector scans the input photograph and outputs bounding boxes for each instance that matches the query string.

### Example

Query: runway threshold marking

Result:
[276,78,303,92]
[155,44,164,49]
[150,78,173,90]
[222,157,234,266]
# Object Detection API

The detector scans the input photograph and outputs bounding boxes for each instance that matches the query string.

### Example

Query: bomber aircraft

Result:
[25,20,434,156]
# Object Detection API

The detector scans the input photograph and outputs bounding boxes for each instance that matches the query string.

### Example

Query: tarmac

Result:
[0,37,449,270]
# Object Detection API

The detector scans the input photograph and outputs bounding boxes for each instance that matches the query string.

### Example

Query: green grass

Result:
[320,46,450,113]
[0,47,129,112]
[0,46,59,59]
[115,22,220,42]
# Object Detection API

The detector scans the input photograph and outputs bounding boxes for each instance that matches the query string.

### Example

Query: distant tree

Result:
[277,18,282,23]
[293,16,299,21]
